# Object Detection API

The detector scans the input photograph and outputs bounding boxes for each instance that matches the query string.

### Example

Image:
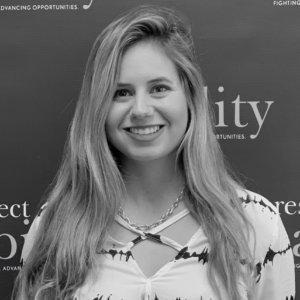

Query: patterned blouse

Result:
[21,190,295,300]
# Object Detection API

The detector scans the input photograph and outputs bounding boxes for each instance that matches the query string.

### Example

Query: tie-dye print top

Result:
[21,190,295,300]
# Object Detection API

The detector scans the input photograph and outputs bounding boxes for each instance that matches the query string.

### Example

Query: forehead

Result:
[118,41,180,84]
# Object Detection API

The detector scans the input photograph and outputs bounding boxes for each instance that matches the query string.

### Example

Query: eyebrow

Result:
[117,77,173,87]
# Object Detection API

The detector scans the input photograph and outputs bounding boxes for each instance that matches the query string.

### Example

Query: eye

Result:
[151,85,170,94]
[113,89,132,100]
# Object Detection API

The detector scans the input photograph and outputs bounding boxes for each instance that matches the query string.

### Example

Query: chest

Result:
[108,212,201,278]
[74,211,236,300]
[75,255,219,300]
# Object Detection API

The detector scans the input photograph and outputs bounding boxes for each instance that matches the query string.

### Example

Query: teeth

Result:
[129,126,161,135]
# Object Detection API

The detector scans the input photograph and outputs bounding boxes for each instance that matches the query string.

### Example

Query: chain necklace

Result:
[117,188,185,232]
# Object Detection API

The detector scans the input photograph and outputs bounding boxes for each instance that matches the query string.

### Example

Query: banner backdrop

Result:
[0,0,299,298]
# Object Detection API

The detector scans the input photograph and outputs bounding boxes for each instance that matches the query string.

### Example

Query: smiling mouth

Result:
[124,125,164,135]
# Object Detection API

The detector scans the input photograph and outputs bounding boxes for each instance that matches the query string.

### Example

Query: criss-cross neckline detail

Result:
[110,208,200,252]
[104,207,204,280]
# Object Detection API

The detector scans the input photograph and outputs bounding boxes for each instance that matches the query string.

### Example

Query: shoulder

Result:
[236,192,295,298]
[236,189,291,260]
[237,189,278,220]
[21,202,48,263]
[237,189,279,236]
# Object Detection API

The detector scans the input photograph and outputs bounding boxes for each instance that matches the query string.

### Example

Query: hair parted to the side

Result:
[13,5,256,300]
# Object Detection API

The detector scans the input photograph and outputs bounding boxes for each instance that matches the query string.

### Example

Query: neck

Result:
[120,154,186,221]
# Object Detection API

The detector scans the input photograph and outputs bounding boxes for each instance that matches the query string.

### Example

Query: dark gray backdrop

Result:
[0,0,299,298]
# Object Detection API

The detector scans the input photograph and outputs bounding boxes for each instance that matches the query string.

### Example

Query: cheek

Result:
[105,103,130,152]
[170,95,189,129]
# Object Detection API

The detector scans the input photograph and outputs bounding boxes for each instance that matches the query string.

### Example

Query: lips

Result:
[124,125,164,135]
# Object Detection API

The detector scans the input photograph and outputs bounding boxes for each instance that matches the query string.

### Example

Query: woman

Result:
[14,5,295,300]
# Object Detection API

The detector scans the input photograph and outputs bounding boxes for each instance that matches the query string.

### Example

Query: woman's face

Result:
[105,41,189,163]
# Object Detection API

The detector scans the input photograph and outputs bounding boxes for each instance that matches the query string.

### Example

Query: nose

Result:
[129,93,153,120]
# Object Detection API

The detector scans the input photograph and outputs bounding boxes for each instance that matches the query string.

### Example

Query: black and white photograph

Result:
[0,0,299,299]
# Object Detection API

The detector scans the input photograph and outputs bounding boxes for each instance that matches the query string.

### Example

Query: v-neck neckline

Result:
[105,224,204,280]
[103,207,204,280]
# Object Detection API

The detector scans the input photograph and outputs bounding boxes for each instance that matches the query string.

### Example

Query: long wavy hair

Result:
[13,5,256,300]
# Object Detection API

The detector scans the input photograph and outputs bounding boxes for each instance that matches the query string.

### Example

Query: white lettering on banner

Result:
[248,101,274,139]
[273,0,300,6]
[83,0,94,9]
[232,96,248,128]
[274,201,300,215]
[0,5,31,11]
[0,201,30,223]
[293,231,300,257]
[0,234,17,260]
[0,234,26,260]
[0,4,79,11]
[204,86,274,139]
[214,101,228,127]
[2,266,21,271]
[216,134,246,140]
